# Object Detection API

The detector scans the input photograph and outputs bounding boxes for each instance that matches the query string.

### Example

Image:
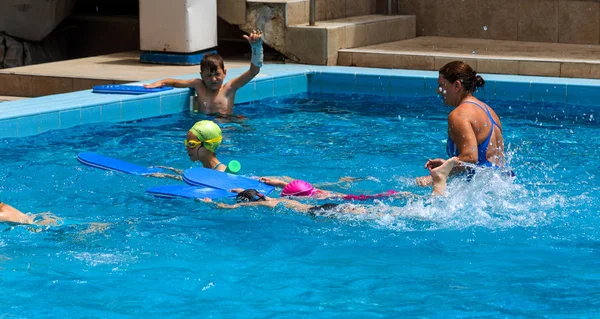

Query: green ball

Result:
[227,160,241,174]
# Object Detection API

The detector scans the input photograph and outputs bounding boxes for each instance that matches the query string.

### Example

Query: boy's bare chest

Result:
[197,90,232,113]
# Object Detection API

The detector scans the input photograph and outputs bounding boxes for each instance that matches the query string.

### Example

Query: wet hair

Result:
[307,203,339,216]
[439,61,485,92]
[236,189,266,202]
[200,53,225,73]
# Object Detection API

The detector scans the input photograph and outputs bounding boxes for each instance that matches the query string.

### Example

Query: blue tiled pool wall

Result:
[308,70,600,105]
[0,89,192,139]
[2,65,600,139]
[204,69,600,107]
[234,74,308,104]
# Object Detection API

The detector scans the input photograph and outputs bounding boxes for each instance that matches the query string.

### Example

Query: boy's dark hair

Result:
[200,53,225,73]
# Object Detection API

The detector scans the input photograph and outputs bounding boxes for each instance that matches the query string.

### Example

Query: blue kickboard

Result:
[77,152,165,175]
[147,185,235,200]
[183,168,274,195]
[92,84,173,95]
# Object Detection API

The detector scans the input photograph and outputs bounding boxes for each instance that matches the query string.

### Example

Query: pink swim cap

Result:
[281,180,316,197]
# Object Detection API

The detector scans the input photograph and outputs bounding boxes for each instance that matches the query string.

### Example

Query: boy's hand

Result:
[245,29,263,68]
[243,29,263,44]
[144,81,163,89]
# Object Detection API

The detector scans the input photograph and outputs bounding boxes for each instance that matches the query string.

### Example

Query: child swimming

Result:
[0,202,61,226]
[204,157,461,215]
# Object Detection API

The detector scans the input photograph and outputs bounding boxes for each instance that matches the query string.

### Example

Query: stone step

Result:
[337,36,600,78]
[218,0,392,64]
[220,0,383,27]
[286,14,415,65]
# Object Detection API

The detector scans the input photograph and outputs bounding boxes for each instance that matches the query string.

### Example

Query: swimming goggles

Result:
[236,189,266,202]
[184,136,221,148]
[184,139,203,148]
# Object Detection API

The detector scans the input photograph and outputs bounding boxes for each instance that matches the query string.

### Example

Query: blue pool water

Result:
[1,93,600,317]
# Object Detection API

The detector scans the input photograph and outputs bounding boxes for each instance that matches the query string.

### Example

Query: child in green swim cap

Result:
[185,120,228,172]
[148,120,239,179]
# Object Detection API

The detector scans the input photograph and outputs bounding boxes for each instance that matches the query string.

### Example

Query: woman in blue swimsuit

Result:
[416,61,506,186]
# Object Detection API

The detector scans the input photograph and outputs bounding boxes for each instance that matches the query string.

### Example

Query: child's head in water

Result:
[281,180,316,197]
[185,120,222,162]
[200,54,226,91]
[236,189,266,202]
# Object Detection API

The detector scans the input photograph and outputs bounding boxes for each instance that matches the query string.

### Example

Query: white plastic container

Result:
[139,0,217,53]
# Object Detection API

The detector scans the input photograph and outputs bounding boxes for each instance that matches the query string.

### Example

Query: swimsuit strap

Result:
[461,100,498,166]
[213,162,226,170]
[462,100,500,131]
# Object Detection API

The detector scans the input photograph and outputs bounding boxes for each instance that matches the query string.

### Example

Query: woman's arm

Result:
[447,111,478,173]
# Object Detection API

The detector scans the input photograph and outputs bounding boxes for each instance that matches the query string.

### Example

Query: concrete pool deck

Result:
[0,96,25,102]
[0,51,264,98]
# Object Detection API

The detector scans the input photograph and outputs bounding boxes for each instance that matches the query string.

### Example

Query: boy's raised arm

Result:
[229,30,263,91]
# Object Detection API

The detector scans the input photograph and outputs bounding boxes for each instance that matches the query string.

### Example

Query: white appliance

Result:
[139,0,218,53]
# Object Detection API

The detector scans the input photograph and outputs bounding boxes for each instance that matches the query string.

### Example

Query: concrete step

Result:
[219,0,382,26]
[286,14,415,65]
[337,36,600,78]
[218,0,391,64]
[218,0,247,25]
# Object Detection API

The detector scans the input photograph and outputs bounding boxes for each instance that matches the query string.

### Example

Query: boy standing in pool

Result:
[144,30,264,116]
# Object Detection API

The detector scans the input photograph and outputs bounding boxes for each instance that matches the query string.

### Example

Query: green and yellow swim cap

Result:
[189,120,222,153]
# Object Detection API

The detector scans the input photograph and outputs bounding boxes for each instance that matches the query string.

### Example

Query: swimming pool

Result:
[1,92,598,317]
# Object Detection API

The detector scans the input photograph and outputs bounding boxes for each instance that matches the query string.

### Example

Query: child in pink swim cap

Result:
[259,177,405,200]
[280,180,318,197]
[259,177,338,198]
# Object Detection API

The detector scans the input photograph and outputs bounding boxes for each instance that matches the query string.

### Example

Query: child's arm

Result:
[0,203,33,224]
[313,176,366,189]
[258,177,288,188]
[152,166,183,174]
[146,172,182,180]
[215,200,276,209]
[228,30,263,91]
[144,78,201,89]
